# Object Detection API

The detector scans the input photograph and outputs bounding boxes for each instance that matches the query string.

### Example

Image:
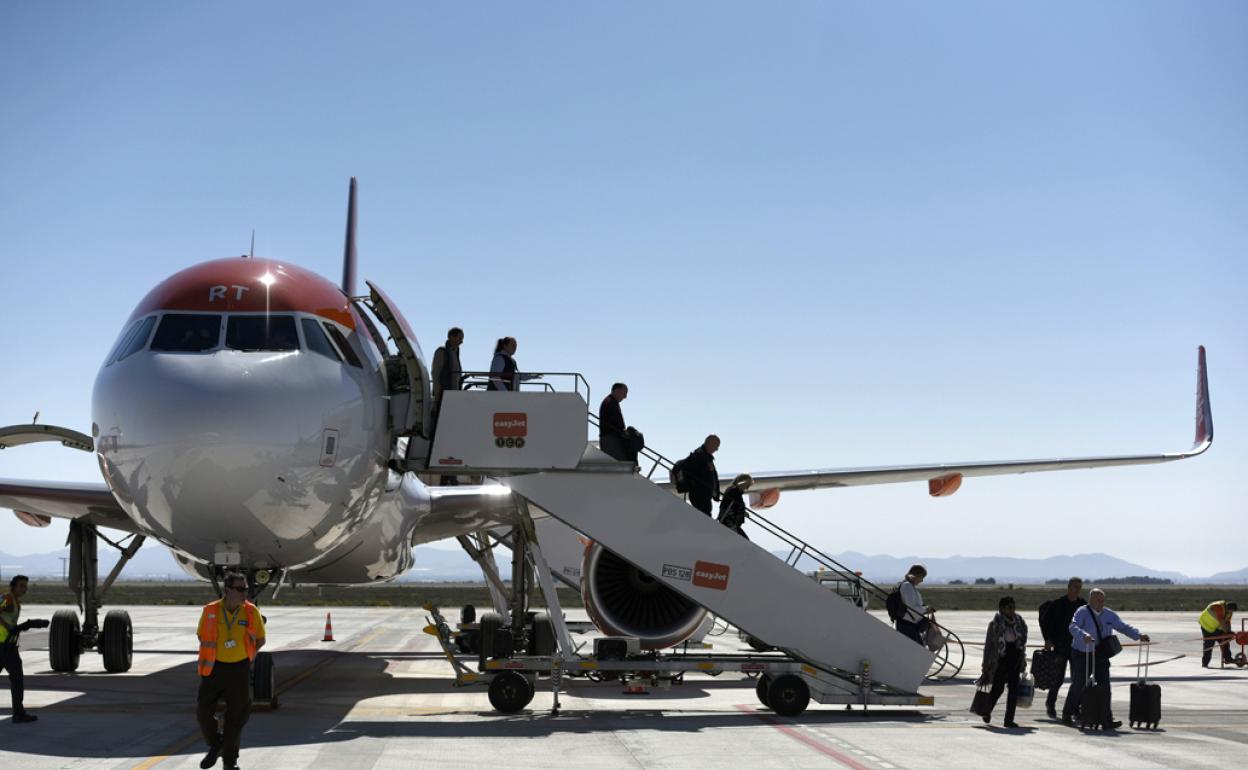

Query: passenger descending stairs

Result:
[505,469,934,694]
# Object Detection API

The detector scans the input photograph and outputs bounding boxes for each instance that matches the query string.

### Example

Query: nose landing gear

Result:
[49,520,144,673]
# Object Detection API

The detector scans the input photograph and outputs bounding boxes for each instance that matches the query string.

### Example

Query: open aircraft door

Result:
[357,280,433,469]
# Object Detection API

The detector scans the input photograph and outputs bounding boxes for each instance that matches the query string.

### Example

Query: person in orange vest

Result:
[197,572,265,770]
[1199,600,1238,668]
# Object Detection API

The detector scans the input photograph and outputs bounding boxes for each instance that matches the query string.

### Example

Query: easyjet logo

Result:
[493,413,528,438]
[692,560,730,590]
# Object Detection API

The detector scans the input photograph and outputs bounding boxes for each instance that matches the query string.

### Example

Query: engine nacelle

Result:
[580,541,708,649]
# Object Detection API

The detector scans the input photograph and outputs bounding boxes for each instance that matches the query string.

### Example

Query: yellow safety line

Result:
[129,626,386,770]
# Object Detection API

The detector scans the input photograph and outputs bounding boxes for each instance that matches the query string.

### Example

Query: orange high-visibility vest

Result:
[1199,601,1232,634]
[197,599,260,677]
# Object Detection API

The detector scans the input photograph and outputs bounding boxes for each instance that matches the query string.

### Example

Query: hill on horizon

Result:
[3,545,1245,585]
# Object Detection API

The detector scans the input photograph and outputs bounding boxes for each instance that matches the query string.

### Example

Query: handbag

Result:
[1016,672,1035,710]
[969,681,993,716]
[1093,612,1122,659]
[925,622,946,652]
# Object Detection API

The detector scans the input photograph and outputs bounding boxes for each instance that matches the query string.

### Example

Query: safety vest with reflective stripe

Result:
[1199,601,1232,633]
[197,599,260,677]
[0,592,18,645]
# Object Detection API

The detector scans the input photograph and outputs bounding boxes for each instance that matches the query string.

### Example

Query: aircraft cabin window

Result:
[322,322,363,368]
[151,314,222,352]
[115,316,157,362]
[301,318,341,361]
[226,315,299,352]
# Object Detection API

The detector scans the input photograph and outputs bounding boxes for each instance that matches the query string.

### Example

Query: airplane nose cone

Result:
[94,349,386,567]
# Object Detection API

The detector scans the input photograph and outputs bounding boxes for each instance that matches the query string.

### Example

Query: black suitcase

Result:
[1129,643,1162,729]
[1031,649,1063,691]
[1078,650,1111,730]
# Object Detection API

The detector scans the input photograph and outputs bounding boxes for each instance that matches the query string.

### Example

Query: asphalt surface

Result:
[2,607,1245,769]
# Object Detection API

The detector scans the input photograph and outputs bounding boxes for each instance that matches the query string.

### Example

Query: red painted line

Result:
[735,704,874,770]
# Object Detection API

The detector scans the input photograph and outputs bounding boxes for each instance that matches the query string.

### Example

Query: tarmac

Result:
[1,607,1245,769]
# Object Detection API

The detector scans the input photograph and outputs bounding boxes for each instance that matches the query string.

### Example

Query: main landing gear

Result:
[50,520,145,673]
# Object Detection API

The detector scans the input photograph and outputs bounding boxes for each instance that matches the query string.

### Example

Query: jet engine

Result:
[580,542,707,649]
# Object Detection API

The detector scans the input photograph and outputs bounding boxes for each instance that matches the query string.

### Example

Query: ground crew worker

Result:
[1199,600,1238,668]
[197,573,266,770]
[1,575,48,723]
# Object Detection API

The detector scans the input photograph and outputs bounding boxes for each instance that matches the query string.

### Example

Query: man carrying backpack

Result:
[681,435,721,515]
[1039,577,1086,719]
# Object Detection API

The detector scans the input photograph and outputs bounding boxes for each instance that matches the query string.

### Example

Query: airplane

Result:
[0,178,1214,697]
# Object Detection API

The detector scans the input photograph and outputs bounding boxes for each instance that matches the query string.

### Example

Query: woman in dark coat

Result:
[979,595,1028,727]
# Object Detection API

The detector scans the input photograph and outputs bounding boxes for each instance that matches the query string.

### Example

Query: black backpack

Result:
[885,582,906,622]
[1037,599,1053,638]
[670,457,690,493]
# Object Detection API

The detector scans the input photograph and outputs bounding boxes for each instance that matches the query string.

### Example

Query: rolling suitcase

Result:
[1031,649,1062,691]
[1079,649,1111,730]
[1129,642,1162,729]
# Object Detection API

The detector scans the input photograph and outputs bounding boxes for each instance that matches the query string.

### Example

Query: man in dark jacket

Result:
[431,327,464,406]
[1039,576,1086,719]
[598,383,629,461]
[683,435,721,515]
[430,327,464,485]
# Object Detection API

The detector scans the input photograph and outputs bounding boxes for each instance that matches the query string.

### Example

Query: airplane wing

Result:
[719,346,1214,499]
[0,423,139,532]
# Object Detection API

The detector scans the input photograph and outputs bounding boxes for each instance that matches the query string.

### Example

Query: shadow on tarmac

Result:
[3,645,945,759]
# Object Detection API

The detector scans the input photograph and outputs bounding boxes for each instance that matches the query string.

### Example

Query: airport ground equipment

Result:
[425,603,935,717]
[584,410,965,680]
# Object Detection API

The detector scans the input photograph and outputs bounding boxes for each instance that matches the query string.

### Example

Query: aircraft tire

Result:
[479,612,504,666]
[488,671,533,714]
[252,651,276,705]
[767,674,810,717]
[101,610,133,673]
[529,613,555,656]
[755,674,772,708]
[49,610,81,673]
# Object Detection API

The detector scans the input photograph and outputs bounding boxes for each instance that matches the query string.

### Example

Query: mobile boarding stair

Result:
[425,380,937,715]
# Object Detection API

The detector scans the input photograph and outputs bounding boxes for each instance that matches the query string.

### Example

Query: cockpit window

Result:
[151,314,221,352]
[226,315,298,352]
[301,318,340,361]
[322,322,363,368]
[106,318,145,365]
[114,316,157,363]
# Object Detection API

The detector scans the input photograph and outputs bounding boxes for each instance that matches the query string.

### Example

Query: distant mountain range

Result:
[2,546,1245,584]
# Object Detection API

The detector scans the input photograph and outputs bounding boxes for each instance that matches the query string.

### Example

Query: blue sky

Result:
[1,2,1245,576]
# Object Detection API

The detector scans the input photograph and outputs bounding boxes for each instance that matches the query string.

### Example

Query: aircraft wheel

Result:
[529,612,555,656]
[488,671,533,714]
[755,674,772,708]
[49,610,81,672]
[767,674,810,717]
[101,610,133,673]
[479,612,506,664]
[252,651,276,705]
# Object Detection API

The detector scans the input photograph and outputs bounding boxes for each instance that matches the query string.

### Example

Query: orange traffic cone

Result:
[322,612,335,642]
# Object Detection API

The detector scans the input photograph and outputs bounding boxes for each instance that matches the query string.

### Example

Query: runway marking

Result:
[735,704,876,770]
[129,623,386,770]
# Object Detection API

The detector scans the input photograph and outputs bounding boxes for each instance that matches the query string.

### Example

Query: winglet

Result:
[341,177,358,297]
[1193,345,1213,451]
